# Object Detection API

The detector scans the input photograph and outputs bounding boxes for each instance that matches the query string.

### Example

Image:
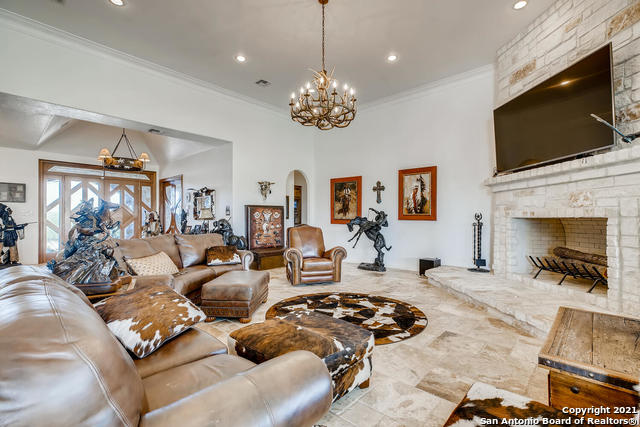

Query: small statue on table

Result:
[0,203,29,267]
[212,218,247,250]
[47,199,124,285]
[141,210,162,238]
[347,208,392,272]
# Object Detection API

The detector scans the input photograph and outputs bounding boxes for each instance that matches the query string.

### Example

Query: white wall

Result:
[160,144,233,225]
[313,67,496,271]
[0,13,315,242]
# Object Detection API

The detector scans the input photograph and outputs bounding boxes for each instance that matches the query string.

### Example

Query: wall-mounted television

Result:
[493,43,615,174]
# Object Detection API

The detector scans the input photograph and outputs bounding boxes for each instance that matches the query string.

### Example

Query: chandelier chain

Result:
[322,2,325,71]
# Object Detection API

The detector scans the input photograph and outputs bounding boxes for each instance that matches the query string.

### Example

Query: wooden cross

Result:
[372,181,385,204]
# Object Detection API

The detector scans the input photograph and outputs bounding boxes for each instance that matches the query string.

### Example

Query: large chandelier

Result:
[98,128,150,171]
[289,0,357,130]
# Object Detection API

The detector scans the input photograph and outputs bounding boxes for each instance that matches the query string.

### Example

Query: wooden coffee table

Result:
[538,307,640,421]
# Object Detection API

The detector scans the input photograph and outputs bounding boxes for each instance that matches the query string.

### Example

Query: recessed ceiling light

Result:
[560,80,571,86]
[386,54,398,63]
[235,54,247,63]
[513,1,527,10]
[109,0,125,6]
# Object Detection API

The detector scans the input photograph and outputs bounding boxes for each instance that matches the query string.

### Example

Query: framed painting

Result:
[330,176,362,224]
[0,183,26,203]
[398,166,437,221]
[245,205,285,250]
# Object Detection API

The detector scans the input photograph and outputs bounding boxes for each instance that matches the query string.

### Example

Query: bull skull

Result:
[258,181,275,200]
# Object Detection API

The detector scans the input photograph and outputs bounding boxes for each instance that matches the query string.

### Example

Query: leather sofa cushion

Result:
[0,266,144,426]
[175,234,225,267]
[302,257,333,272]
[146,234,183,269]
[202,270,269,302]
[208,263,243,277]
[134,327,228,378]
[172,265,217,295]
[142,354,255,412]
[288,225,326,258]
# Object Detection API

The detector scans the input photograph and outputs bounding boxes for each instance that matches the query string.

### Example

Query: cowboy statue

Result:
[346,208,392,272]
[0,203,29,266]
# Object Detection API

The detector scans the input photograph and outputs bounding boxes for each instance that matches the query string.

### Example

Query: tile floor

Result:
[197,264,549,427]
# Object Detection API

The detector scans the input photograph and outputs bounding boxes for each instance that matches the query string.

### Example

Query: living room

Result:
[1,0,639,426]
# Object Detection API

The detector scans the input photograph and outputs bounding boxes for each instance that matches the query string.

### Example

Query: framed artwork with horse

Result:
[398,166,437,221]
[330,176,362,224]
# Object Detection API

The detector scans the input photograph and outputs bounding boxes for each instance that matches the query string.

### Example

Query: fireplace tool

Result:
[469,212,489,273]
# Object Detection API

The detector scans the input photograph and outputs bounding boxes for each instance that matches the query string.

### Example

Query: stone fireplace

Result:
[487,144,640,316]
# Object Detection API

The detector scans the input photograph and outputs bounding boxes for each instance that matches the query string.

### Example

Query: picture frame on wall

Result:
[330,176,362,224]
[0,183,26,203]
[398,166,437,221]
[245,205,285,250]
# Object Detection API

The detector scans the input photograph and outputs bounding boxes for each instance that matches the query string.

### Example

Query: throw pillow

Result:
[206,245,241,266]
[94,283,206,358]
[125,251,179,276]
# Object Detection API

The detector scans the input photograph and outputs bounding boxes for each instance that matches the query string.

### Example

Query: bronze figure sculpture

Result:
[212,219,248,250]
[0,204,29,267]
[48,199,123,284]
[347,208,392,272]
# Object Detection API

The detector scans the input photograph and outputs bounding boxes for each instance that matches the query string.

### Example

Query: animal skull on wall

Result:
[258,181,275,200]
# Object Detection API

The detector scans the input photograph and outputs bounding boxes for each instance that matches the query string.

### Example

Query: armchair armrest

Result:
[283,247,303,285]
[139,350,332,427]
[323,246,347,262]
[237,250,253,270]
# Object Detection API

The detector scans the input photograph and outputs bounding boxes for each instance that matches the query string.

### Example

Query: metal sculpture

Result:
[0,204,29,267]
[346,208,392,272]
[468,212,489,273]
[180,208,188,234]
[211,219,248,250]
[141,210,162,238]
[258,181,275,200]
[48,199,123,284]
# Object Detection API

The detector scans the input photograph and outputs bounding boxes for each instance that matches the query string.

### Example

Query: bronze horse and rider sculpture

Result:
[347,208,392,272]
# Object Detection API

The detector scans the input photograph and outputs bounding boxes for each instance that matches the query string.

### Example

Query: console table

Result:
[538,307,639,421]
[250,247,285,270]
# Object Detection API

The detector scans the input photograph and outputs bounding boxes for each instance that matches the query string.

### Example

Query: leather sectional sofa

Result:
[0,266,333,426]
[114,233,253,303]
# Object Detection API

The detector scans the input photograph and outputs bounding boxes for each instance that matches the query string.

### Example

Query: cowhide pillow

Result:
[94,283,206,358]
[125,251,179,276]
[206,245,241,266]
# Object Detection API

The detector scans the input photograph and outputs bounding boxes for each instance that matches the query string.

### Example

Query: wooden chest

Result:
[539,307,640,421]
[250,247,285,270]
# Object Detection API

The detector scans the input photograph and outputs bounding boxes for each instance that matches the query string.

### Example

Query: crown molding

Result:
[0,8,289,117]
[359,64,495,112]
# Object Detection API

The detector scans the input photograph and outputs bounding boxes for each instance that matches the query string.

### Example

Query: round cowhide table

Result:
[265,292,428,345]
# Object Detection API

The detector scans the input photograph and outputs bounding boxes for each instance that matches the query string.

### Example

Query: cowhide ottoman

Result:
[228,310,374,402]
[200,270,269,323]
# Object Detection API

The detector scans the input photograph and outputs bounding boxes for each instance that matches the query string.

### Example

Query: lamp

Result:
[98,129,150,171]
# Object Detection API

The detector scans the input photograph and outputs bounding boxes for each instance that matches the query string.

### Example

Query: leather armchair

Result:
[284,225,347,285]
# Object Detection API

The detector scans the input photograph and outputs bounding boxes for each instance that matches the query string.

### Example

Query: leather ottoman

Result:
[228,310,374,401]
[200,270,269,323]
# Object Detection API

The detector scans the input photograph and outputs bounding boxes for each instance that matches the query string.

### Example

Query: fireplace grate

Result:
[528,256,607,293]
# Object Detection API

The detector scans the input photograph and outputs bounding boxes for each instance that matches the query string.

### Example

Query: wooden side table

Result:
[250,247,285,270]
[539,307,640,421]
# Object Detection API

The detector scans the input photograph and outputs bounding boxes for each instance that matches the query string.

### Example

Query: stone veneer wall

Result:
[496,0,640,137]
[561,217,608,254]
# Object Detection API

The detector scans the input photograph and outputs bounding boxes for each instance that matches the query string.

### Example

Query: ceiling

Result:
[0,93,227,167]
[0,0,553,108]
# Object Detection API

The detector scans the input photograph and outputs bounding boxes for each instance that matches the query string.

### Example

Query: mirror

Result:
[192,187,215,220]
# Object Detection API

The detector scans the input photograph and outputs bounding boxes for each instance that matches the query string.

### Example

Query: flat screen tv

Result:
[493,43,614,174]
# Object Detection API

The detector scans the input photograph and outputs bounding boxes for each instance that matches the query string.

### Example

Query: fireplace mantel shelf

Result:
[485,142,640,191]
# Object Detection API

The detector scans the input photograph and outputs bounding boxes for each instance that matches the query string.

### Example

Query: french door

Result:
[159,175,183,231]
[39,160,156,262]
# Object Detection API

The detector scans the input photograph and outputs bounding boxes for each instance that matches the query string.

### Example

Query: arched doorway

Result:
[285,170,308,230]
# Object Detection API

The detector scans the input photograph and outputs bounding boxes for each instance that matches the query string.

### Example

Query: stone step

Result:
[424,266,614,339]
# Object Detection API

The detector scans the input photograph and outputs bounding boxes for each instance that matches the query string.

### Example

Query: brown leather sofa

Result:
[284,225,347,285]
[0,266,333,427]
[114,233,253,304]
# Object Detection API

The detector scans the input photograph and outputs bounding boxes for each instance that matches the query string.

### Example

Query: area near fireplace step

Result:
[424,266,617,339]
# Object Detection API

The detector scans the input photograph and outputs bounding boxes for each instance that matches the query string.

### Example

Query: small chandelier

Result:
[98,128,150,171]
[289,0,357,130]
